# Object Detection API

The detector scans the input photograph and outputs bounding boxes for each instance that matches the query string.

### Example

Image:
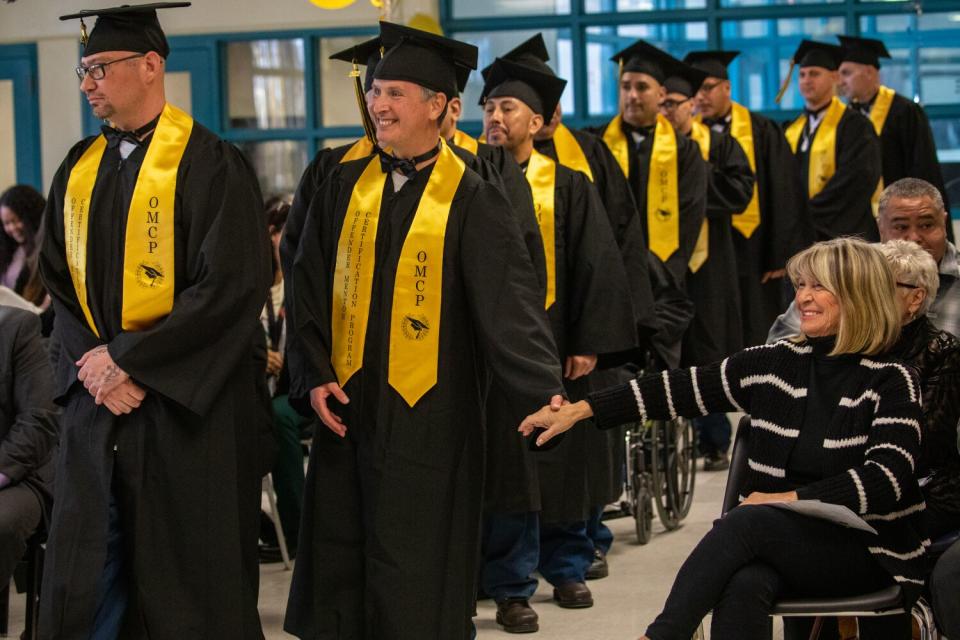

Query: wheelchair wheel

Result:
[633,482,654,545]
[673,418,697,520]
[629,431,654,544]
[650,420,681,531]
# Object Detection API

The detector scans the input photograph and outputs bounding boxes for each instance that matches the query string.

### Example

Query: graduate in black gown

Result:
[38,5,273,638]
[783,40,881,242]
[686,50,807,348]
[586,40,707,292]
[282,23,564,640]
[478,53,638,633]
[661,62,753,471]
[837,35,951,217]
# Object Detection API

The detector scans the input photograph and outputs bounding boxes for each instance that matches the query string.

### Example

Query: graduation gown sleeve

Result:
[755,114,809,271]
[707,131,754,219]
[883,95,950,210]
[671,134,709,285]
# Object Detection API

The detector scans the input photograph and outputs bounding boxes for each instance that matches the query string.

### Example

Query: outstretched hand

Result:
[519,397,593,447]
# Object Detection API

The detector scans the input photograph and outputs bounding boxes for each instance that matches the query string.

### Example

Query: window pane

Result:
[235,140,308,197]
[319,36,375,128]
[721,17,844,110]
[451,0,570,18]
[721,0,839,8]
[227,39,306,129]
[586,23,708,117]
[585,0,706,11]
[452,29,575,122]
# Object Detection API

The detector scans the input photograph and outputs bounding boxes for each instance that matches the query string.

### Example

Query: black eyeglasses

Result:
[896,282,920,290]
[659,98,691,111]
[75,53,145,81]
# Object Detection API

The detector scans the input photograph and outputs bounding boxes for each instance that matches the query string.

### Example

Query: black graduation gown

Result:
[483,161,637,521]
[681,129,752,366]
[712,110,808,347]
[37,124,272,640]
[795,107,881,242]
[283,157,564,640]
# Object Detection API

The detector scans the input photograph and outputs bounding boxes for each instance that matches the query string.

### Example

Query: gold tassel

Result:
[80,18,89,47]
[618,57,623,78]
[350,62,377,143]
[775,59,795,104]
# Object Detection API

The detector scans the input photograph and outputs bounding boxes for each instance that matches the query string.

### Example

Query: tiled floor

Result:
[5,462,737,639]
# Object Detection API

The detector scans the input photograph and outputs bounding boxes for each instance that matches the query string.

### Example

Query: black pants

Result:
[0,484,42,585]
[646,505,906,640]
[931,538,960,639]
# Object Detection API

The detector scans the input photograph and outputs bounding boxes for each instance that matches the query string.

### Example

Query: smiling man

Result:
[283,22,564,640]
[38,3,272,638]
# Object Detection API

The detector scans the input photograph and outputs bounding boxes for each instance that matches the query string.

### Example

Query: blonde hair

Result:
[877,239,940,316]
[786,237,901,356]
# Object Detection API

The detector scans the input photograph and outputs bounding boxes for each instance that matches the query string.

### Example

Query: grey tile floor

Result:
[5,461,748,639]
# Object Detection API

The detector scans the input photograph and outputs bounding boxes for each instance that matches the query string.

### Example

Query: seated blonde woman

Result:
[520,237,924,640]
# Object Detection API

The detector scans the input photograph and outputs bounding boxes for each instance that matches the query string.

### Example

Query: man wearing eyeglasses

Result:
[38,4,272,639]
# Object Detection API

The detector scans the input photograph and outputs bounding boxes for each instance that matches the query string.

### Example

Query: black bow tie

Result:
[101,113,161,150]
[804,105,828,118]
[622,121,655,138]
[379,143,442,179]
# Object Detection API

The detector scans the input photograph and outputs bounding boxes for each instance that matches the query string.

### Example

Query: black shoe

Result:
[552,581,594,609]
[496,599,539,633]
[703,452,730,472]
[585,549,608,580]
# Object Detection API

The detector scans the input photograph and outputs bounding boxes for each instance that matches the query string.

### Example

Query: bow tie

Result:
[378,142,442,179]
[804,105,828,118]
[622,121,655,137]
[101,114,161,150]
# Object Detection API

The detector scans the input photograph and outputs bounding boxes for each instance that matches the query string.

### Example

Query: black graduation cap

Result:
[501,33,556,77]
[59,3,190,59]
[663,62,709,98]
[837,35,892,69]
[480,57,567,117]
[775,40,842,103]
[375,21,478,98]
[329,37,382,93]
[683,50,740,80]
[610,39,682,84]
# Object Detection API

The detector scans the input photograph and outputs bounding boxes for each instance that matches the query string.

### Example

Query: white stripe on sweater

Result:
[823,435,869,449]
[740,374,808,398]
[866,460,902,501]
[860,358,919,404]
[865,443,916,472]
[849,468,868,514]
[690,367,708,416]
[720,359,745,412]
[872,417,922,441]
[839,390,881,412]
[629,378,648,423]
[751,418,800,439]
[863,502,925,522]
[744,340,813,355]
[747,458,785,478]
[867,544,927,561]
[893,576,927,586]
[662,370,677,420]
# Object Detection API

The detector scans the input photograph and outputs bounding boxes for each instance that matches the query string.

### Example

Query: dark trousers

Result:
[931,538,960,639]
[481,512,592,602]
[0,484,42,586]
[693,413,731,457]
[586,505,613,555]
[271,394,307,550]
[646,505,902,640]
[90,491,127,640]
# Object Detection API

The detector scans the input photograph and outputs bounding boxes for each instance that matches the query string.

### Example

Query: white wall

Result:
[0,0,439,190]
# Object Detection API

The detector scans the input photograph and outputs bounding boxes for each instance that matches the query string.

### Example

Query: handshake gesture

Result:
[518,395,594,447]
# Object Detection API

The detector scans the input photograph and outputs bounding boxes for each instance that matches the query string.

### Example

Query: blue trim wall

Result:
[0,43,42,190]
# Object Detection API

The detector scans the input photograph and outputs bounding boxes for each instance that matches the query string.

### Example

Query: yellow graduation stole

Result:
[451,129,479,154]
[64,103,192,337]
[339,137,376,163]
[868,86,896,216]
[729,102,761,238]
[524,149,557,310]
[688,121,710,273]
[785,97,846,200]
[552,124,594,182]
[331,139,466,407]
[603,114,681,262]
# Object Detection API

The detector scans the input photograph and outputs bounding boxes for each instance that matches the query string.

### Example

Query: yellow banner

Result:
[331,155,387,387]
[553,123,593,182]
[729,102,761,238]
[647,115,681,263]
[64,103,192,336]
[602,114,630,178]
[388,140,466,406]
[688,121,710,273]
[868,86,895,216]
[786,96,846,200]
[525,149,557,310]
[451,129,479,154]
[340,137,376,163]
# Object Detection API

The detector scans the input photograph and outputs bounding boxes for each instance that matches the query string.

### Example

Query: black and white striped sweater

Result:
[588,340,928,587]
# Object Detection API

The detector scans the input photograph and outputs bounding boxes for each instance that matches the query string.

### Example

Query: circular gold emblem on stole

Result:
[401,314,430,341]
[136,262,166,288]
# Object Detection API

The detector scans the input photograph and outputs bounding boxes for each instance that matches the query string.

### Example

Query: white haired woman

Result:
[520,237,924,640]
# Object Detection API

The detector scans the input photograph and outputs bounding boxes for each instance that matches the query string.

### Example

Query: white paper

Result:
[763,500,878,535]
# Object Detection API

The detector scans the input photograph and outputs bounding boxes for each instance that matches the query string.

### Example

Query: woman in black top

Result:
[521,238,923,640]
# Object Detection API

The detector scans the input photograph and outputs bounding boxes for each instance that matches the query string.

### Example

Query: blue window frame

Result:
[0,44,42,190]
